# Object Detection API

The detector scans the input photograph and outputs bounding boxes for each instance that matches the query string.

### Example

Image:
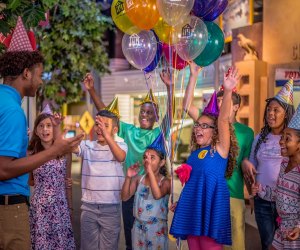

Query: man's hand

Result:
[51,131,84,156]
[83,73,95,90]
[242,159,257,185]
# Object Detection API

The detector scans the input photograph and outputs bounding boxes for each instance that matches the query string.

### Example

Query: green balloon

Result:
[194,21,224,67]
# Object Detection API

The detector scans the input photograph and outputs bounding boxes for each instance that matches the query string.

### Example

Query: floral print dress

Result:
[29,157,75,250]
[132,175,169,250]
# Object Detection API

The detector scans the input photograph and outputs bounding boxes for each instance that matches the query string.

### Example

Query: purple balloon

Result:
[143,34,162,73]
[192,0,217,18]
[203,0,228,21]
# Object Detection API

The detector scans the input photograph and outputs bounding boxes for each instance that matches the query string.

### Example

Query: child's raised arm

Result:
[121,163,140,201]
[83,73,106,111]
[217,67,240,158]
[182,62,202,121]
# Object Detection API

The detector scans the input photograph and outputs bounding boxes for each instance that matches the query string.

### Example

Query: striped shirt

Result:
[78,140,128,204]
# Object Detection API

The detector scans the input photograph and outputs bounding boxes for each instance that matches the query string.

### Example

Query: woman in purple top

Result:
[242,80,295,250]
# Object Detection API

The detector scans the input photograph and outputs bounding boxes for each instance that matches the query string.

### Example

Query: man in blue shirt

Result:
[0,51,83,249]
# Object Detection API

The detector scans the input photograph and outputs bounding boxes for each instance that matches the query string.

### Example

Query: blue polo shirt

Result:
[0,84,29,196]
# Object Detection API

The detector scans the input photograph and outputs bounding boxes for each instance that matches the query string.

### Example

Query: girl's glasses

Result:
[193,122,215,129]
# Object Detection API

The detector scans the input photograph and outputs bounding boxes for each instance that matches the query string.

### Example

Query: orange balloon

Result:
[125,0,160,30]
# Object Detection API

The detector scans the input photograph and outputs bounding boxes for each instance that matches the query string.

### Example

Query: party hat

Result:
[103,97,120,118]
[140,89,158,106]
[41,104,53,115]
[288,104,300,130]
[203,91,219,117]
[147,133,166,156]
[274,79,293,105]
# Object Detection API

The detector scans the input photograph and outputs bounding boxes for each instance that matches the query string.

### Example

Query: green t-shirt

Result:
[118,121,161,175]
[227,122,254,199]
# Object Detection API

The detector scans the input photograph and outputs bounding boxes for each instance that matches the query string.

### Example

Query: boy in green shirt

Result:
[182,63,254,250]
[83,72,173,250]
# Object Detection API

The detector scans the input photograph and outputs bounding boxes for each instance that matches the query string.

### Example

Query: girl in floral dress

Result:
[252,104,300,249]
[28,111,75,250]
[121,133,171,249]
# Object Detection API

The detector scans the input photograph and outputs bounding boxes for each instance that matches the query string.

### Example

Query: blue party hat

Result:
[203,91,219,117]
[288,104,300,130]
[147,133,166,156]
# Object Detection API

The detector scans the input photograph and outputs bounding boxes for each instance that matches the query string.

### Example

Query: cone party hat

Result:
[8,16,33,52]
[147,133,166,156]
[203,91,219,117]
[274,79,293,106]
[103,97,120,118]
[140,89,158,106]
[41,104,53,115]
[288,104,300,130]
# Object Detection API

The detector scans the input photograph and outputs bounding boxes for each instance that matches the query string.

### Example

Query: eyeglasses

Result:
[193,122,215,129]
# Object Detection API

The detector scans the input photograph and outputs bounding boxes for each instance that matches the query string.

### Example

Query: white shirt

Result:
[78,140,128,204]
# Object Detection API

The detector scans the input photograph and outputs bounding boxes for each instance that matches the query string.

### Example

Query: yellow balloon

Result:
[125,0,160,30]
[153,17,178,45]
[111,0,140,34]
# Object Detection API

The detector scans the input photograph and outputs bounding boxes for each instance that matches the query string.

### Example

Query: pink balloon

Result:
[162,43,188,70]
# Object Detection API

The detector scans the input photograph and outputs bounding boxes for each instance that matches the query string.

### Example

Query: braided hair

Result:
[253,98,295,161]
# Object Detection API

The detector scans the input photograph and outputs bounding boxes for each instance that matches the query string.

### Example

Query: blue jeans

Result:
[122,196,135,250]
[254,196,278,250]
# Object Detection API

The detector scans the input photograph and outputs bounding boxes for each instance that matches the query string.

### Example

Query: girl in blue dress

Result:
[170,68,240,250]
[121,133,171,249]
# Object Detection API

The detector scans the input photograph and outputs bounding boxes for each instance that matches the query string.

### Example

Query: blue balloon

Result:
[143,34,162,73]
[192,0,217,18]
[203,0,228,21]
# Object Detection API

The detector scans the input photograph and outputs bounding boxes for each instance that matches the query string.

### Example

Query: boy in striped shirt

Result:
[74,100,128,250]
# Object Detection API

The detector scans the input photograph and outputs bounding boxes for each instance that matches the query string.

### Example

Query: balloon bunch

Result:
[111,0,227,71]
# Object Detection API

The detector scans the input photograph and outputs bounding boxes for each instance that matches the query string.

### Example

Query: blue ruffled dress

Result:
[170,146,232,245]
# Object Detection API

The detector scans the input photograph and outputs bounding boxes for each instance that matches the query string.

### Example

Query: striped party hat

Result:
[274,79,293,106]
[288,104,300,130]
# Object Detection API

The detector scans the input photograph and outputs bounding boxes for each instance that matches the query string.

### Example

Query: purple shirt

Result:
[249,133,283,188]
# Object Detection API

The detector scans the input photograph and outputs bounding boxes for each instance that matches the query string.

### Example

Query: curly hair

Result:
[28,113,53,155]
[190,114,239,178]
[254,98,295,161]
[0,51,44,80]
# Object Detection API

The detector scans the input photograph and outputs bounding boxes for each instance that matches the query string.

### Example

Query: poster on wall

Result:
[275,68,300,89]
[220,0,253,42]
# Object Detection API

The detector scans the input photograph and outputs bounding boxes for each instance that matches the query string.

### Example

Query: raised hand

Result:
[159,68,173,88]
[143,151,152,174]
[127,162,140,178]
[223,67,240,91]
[188,61,202,76]
[83,73,94,90]
[95,116,110,139]
[51,112,64,127]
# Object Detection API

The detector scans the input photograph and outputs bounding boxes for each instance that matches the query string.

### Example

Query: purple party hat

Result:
[202,91,219,117]
[147,133,166,157]
[41,104,53,115]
